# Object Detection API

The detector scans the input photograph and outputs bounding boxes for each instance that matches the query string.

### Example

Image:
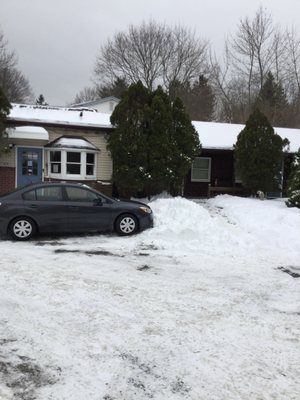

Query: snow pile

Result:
[208,195,300,264]
[0,195,299,399]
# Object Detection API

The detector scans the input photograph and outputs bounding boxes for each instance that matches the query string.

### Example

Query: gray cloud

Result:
[1,0,299,105]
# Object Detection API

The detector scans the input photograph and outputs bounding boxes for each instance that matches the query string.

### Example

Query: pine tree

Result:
[170,97,201,194]
[235,109,288,194]
[36,94,47,105]
[257,71,289,126]
[286,149,300,208]
[99,77,128,98]
[169,75,215,121]
[108,81,201,197]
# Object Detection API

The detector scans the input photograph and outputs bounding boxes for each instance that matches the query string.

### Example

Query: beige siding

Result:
[45,127,113,181]
[0,148,15,168]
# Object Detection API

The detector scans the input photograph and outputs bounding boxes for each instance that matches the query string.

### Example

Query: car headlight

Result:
[139,206,152,214]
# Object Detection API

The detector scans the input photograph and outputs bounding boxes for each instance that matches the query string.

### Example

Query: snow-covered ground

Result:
[0,195,299,400]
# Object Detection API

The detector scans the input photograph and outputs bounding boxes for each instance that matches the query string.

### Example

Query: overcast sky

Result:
[1,0,300,106]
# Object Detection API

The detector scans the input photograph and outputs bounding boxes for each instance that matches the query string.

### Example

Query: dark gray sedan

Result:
[0,182,153,240]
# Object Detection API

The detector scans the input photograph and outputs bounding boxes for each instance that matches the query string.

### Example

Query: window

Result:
[65,186,99,202]
[48,150,97,180]
[191,157,211,182]
[22,151,38,176]
[86,153,95,176]
[66,152,81,175]
[50,151,61,174]
[23,186,63,201]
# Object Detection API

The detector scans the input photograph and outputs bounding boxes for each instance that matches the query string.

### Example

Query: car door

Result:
[22,185,70,232]
[64,186,114,232]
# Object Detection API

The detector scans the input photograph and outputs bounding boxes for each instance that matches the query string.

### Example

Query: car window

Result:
[23,190,37,201]
[65,186,100,203]
[23,187,64,201]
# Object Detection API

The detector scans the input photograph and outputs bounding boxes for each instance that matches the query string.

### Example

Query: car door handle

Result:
[69,206,79,209]
[28,204,38,208]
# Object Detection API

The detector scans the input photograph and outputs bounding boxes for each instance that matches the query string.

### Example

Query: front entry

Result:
[17,147,43,187]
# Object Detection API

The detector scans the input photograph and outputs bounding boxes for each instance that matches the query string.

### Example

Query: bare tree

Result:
[226,7,279,105]
[0,30,33,103]
[72,86,99,104]
[210,7,291,124]
[72,78,128,105]
[94,21,209,91]
[285,28,300,97]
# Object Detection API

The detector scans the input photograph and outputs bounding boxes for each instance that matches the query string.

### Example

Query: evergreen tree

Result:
[108,81,201,197]
[98,77,128,98]
[36,94,47,105]
[109,81,150,195]
[170,97,201,193]
[257,71,289,126]
[169,75,215,121]
[0,87,11,152]
[235,109,288,194]
[286,149,300,208]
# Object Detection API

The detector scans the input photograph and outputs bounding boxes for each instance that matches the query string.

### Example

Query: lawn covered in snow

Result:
[0,195,299,399]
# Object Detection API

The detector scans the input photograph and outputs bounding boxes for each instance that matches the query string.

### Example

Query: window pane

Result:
[36,187,63,201]
[86,153,95,164]
[86,164,94,176]
[66,163,81,174]
[21,151,38,176]
[51,163,61,173]
[192,169,209,180]
[23,190,36,201]
[191,157,210,181]
[50,151,61,162]
[193,158,209,169]
[67,152,80,163]
[66,187,98,202]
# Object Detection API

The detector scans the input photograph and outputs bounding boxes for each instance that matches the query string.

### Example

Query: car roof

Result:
[0,181,97,198]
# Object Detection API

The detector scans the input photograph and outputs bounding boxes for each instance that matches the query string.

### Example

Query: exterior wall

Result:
[44,127,113,181]
[184,150,236,197]
[2,124,113,196]
[0,148,16,194]
[0,166,15,194]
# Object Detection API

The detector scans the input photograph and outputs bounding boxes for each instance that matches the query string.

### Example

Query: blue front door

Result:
[17,147,43,187]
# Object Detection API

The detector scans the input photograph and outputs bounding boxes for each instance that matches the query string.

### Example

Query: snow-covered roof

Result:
[8,104,112,130]
[193,121,300,153]
[6,125,49,140]
[71,96,120,108]
[7,104,300,152]
[45,136,100,151]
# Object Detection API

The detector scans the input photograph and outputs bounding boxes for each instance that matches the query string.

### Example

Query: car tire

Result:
[9,217,36,241]
[115,214,138,236]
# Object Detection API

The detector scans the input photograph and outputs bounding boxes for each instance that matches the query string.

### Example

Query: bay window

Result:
[47,149,97,180]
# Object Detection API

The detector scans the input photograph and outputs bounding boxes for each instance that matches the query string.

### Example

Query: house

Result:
[1,104,300,197]
[71,96,120,114]
[1,103,114,195]
[184,121,300,197]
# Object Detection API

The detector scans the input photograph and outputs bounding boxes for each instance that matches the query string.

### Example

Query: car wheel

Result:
[115,214,138,236]
[9,217,36,241]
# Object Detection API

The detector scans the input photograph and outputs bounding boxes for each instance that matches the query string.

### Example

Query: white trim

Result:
[46,148,97,181]
[191,157,211,182]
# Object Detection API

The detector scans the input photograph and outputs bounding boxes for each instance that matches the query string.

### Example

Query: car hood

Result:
[115,198,150,209]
